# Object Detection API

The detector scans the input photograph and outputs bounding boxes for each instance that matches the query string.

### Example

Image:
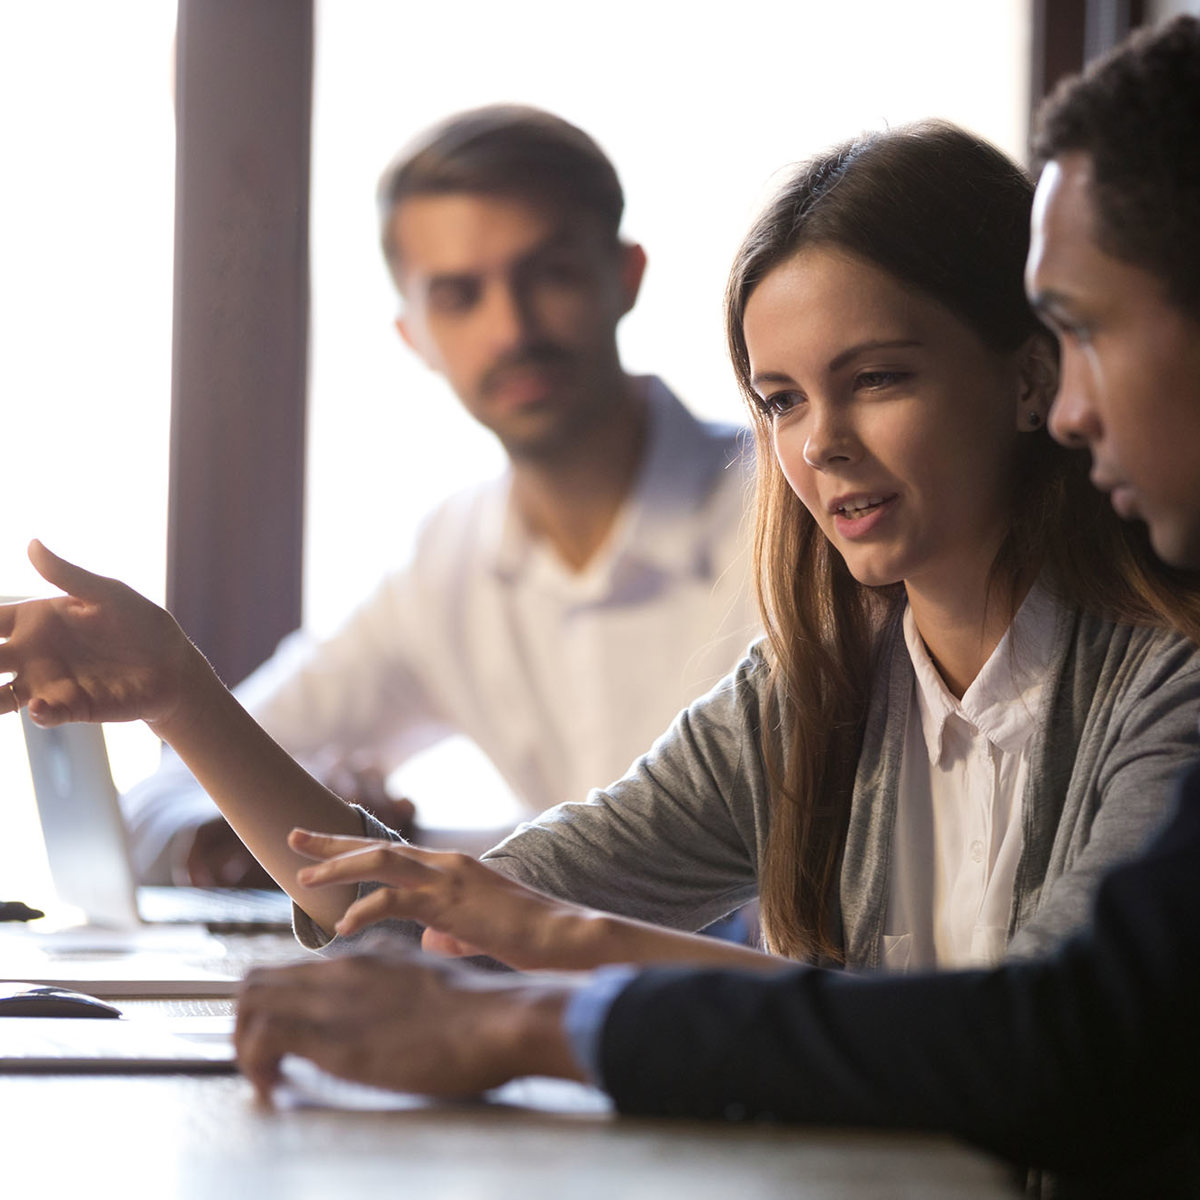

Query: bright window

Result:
[0,2,1034,891]
[0,1,176,898]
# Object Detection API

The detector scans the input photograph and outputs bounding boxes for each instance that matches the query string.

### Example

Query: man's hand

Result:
[234,949,583,1105]
[323,764,417,840]
[180,817,279,889]
[288,829,599,970]
[0,541,201,732]
[179,765,417,891]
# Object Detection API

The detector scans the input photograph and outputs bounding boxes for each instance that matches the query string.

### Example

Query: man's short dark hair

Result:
[1032,15,1200,320]
[377,104,625,275]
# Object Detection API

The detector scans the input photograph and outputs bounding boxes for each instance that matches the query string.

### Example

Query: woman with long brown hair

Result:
[4,120,1200,977]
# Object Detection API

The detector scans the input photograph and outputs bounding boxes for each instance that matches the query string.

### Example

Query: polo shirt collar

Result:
[487,376,745,586]
[905,579,1059,765]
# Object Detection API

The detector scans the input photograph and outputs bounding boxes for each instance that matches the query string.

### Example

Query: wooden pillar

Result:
[1031,0,1147,115]
[167,0,312,686]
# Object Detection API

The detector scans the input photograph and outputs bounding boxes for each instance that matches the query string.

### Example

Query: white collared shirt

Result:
[123,378,761,879]
[883,583,1058,970]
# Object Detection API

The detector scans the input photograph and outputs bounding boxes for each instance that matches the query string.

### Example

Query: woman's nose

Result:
[803,408,857,469]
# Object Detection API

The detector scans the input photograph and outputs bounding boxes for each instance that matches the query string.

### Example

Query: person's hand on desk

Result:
[235,949,586,1104]
[179,816,279,888]
[289,828,784,973]
[323,763,418,840]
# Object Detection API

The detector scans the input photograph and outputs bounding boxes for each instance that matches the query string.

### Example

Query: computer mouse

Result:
[0,981,123,1018]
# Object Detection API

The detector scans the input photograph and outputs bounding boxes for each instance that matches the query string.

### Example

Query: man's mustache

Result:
[480,343,573,397]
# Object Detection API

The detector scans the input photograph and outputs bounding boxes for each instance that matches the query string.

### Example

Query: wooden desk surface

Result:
[2,1062,1022,1200]
[0,940,1022,1199]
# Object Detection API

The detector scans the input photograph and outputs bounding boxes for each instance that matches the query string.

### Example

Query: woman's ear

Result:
[1015,331,1059,432]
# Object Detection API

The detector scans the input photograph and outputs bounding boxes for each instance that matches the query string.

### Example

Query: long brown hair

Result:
[725,121,1200,961]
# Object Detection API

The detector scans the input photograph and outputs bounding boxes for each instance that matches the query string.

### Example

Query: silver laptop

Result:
[20,714,292,931]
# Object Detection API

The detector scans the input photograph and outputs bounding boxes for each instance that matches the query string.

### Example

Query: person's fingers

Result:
[291,826,449,862]
[296,843,432,890]
[25,694,80,727]
[332,882,444,936]
[26,539,111,601]
[236,964,335,1102]
[235,972,293,1104]
[188,826,269,889]
[217,846,257,886]
[420,927,482,959]
[187,859,216,888]
[234,1013,286,1107]
[288,828,385,860]
[390,797,417,826]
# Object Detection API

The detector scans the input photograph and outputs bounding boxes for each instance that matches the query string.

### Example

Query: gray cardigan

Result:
[299,603,1200,967]
[480,603,1200,966]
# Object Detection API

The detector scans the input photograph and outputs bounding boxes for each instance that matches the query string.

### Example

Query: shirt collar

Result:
[488,376,748,587]
[904,580,1059,765]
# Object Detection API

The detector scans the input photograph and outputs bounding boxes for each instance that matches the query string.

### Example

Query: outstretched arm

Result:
[0,541,363,933]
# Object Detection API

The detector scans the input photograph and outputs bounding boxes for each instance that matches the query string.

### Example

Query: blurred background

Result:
[3,0,1194,898]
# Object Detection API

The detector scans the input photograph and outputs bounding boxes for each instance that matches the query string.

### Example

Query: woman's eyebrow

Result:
[750,339,923,391]
[827,338,922,373]
[749,369,797,391]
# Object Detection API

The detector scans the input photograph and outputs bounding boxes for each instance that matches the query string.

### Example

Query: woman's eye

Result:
[856,370,910,390]
[756,391,802,418]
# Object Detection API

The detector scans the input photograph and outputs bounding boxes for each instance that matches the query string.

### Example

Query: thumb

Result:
[421,927,480,959]
[27,539,112,602]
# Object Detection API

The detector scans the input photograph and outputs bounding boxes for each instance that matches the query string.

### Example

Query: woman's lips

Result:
[830,493,898,539]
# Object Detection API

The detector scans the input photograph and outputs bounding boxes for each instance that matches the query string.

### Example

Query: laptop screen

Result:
[20,714,142,928]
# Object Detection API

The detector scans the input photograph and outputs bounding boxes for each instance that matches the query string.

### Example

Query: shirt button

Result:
[970,839,985,864]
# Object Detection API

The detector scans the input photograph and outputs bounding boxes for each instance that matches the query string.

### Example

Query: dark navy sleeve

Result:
[598,762,1200,1182]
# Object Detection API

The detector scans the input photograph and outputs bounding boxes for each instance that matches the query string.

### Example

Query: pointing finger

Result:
[297,843,433,892]
[288,828,391,860]
[26,539,113,602]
